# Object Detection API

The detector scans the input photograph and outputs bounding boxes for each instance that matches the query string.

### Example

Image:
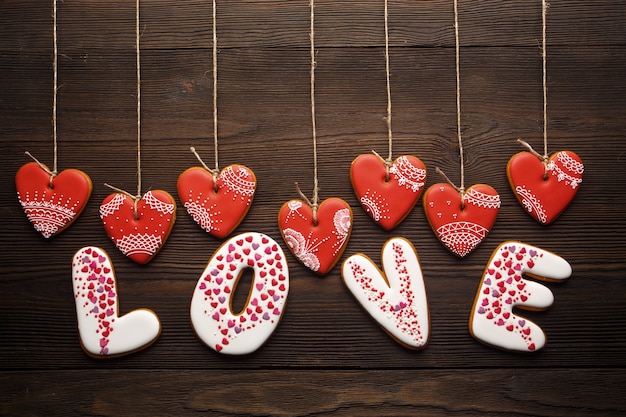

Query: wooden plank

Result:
[2,369,625,416]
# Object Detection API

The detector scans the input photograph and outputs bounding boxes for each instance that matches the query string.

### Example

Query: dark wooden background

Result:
[1,0,625,415]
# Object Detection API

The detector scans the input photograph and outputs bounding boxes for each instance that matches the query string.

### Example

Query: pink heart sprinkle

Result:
[212,312,220,320]
[226,254,234,262]
[234,326,242,334]
[273,308,281,315]
[262,312,270,320]
[256,283,264,290]
[250,314,258,321]
[218,296,226,304]
[106,309,114,316]
[252,243,259,250]
[227,320,235,328]
[216,277,223,285]
[228,244,235,252]
[477,307,485,314]
[100,338,108,347]
[199,282,207,290]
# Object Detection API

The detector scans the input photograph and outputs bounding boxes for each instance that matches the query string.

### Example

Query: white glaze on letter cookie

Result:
[342,237,429,349]
[190,232,289,355]
[469,241,571,352]
[71,246,161,358]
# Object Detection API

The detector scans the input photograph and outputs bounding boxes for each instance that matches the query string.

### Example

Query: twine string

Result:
[382,0,393,180]
[304,0,320,225]
[453,0,465,193]
[52,0,58,176]
[541,0,549,159]
[435,0,466,207]
[212,0,219,173]
[135,0,142,199]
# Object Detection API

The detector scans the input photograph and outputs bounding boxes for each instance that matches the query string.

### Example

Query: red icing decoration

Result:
[350,153,426,230]
[423,183,500,257]
[278,197,352,276]
[16,162,92,238]
[177,165,256,239]
[507,150,583,225]
[100,190,176,264]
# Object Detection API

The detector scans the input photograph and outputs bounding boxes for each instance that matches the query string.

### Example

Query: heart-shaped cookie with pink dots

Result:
[177,165,256,239]
[100,190,176,264]
[507,150,583,225]
[72,246,161,358]
[350,153,426,231]
[16,162,92,238]
[423,183,501,257]
[278,198,352,276]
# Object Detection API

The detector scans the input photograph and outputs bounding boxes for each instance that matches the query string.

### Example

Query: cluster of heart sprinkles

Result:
[190,232,289,355]
[342,238,429,349]
[469,242,571,352]
[72,247,118,355]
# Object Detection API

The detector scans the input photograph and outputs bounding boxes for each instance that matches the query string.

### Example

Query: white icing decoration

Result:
[342,237,429,349]
[190,232,289,355]
[71,246,161,357]
[469,241,571,352]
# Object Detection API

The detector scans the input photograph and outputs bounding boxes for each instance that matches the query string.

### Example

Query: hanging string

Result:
[52,0,58,176]
[25,0,59,186]
[437,0,466,200]
[298,0,320,224]
[212,0,219,174]
[135,0,142,198]
[104,0,143,217]
[453,0,464,193]
[516,0,550,172]
[541,0,549,159]
[382,0,393,178]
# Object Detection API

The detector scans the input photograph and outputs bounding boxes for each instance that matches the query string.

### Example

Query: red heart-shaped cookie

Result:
[100,190,176,264]
[177,165,256,239]
[350,153,426,231]
[16,162,92,238]
[278,197,352,276]
[507,150,583,225]
[423,183,500,257]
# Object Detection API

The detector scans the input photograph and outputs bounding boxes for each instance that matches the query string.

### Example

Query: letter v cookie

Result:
[71,246,161,358]
[469,241,571,352]
[342,237,429,349]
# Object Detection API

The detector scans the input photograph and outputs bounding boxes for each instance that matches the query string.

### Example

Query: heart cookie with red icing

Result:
[423,183,501,257]
[100,190,176,264]
[350,153,426,231]
[507,150,583,225]
[72,246,161,358]
[278,198,352,276]
[177,165,256,239]
[16,161,92,238]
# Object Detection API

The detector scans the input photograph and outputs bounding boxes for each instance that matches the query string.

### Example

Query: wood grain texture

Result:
[1,0,625,415]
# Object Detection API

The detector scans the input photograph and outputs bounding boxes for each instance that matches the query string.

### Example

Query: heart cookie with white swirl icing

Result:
[278,198,352,276]
[177,165,256,239]
[507,150,583,225]
[350,153,426,231]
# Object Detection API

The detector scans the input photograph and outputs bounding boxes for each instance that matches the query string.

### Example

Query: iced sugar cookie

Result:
[71,246,161,358]
[507,150,583,225]
[423,183,500,257]
[350,153,426,231]
[100,190,176,264]
[190,232,289,355]
[469,241,571,352]
[342,237,429,349]
[177,164,256,239]
[16,162,92,238]
[278,198,352,276]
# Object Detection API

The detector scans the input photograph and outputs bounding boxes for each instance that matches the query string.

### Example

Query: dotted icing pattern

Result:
[342,237,429,349]
[100,190,176,264]
[177,165,256,239]
[469,241,571,352]
[71,246,161,358]
[190,232,289,355]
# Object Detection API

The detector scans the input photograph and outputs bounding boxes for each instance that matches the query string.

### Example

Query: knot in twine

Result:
[25,151,58,188]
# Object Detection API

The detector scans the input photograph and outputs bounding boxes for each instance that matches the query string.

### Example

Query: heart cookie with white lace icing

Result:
[72,246,161,358]
[507,150,583,225]
[423,183,500,257]
[100,190,176,264]
[350,153,426,230]
[177,165,256,239]
[278,198,352,276]
[16,162,92,238]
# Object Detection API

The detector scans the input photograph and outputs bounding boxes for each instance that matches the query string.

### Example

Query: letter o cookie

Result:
[190,232,289,355]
